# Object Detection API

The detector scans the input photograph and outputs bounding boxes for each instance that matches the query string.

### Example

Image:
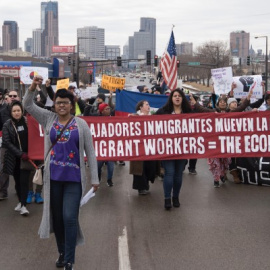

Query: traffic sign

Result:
[188,62,200,66]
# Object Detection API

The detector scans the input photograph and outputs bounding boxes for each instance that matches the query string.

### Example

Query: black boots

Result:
[172,197,180,207]
[56,253,65,268]
[165,197,180,210]
[164,198,172,210]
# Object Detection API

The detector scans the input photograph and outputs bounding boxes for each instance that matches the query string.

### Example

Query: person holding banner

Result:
[156,89,192,210]
[190,87,254,187]
[23,76,99,270]
[129,100,158,195]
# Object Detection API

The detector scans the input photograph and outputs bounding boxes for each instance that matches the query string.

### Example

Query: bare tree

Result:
[194,41,230,86]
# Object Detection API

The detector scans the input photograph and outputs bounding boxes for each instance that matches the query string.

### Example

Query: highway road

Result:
[0,159,270,270]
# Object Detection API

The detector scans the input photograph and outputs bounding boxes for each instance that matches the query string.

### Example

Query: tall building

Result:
[126,17,156,62]
[134,31,151,59]
[77,26,105,59]
[32,28,43,57]
[2,21,19,51]
[24,38,33,53]
[230,31,250,61]
[41,1,59,57]
[140,17,156,56]
[128,36,134,59]
[105,45,120,60]
[176,42,193,56]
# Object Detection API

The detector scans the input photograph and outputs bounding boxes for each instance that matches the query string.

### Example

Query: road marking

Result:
[118,226,131,270]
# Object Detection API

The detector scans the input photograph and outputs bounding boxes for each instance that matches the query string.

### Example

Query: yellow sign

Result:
[56,78,70,90]
[101,75,125,92]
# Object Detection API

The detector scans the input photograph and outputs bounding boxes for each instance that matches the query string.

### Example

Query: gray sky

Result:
[0,0,270,55]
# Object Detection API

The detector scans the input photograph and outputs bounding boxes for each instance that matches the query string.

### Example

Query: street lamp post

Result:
[255,36,268,91]
[76,36,96,86]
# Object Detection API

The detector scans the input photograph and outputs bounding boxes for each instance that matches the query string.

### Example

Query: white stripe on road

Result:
[118,226,131,270]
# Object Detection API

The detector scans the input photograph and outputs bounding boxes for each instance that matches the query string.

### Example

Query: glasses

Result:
[9,95,18,98]
[55,101,71,106]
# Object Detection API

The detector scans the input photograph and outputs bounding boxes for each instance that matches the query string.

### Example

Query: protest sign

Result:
[211,67,233,95]
[101,75,125,92]
[233,75,263,99]
[56,78,69,90]
[80,87,99,100]
[20,67,48,84]
[28,111,270,161]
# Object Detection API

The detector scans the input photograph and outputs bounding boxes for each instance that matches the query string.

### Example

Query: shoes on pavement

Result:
[64,263,73,270]
[220,176,226,183]
[189,169,197,175]
[20,206,29,216]
[56,253,65,268]
[164,198,172,210]
[14,202,22,211]
[0,193,8,200]
[107,179,114,187]
[34,192,44,204]
[26,191,34,204]
[172,197,180,207]
[119,161,125,166]
[138,190,150,195]
[214,181,220,188]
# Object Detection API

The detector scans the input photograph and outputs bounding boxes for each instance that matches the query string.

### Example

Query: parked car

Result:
[200,94,212,107]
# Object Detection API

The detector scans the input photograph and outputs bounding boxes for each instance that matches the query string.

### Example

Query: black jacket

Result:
[2,118,27,175]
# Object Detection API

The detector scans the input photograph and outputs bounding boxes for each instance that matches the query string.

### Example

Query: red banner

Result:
[28,111,270,161]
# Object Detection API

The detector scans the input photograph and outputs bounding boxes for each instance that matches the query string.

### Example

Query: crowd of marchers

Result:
[0,76,268,270]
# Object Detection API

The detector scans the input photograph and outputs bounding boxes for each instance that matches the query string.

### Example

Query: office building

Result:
[176,42,193,56]
[140,17,156,56]
[77,26,105,59]
[230,31,250,60]
[25,38,33,53]
[41,1,59,57]
[2,21,19,51]
[134,31,151,59]
[32,28,43,57]
[105,45,120,60]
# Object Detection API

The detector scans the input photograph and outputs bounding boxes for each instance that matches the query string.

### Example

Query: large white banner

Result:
[233,75,263,99]
[211,67,233,95]
[20,67,48,85]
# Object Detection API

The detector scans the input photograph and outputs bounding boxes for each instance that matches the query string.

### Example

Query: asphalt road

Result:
[0,159,270,270]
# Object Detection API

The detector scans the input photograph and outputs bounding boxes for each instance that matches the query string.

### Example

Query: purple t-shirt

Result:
[50,118,81,182]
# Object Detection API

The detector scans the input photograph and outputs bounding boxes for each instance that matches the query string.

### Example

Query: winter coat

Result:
[2,118,25,175]
[23,90,99,245]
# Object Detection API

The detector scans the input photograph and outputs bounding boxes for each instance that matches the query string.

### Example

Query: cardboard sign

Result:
[101,75,125,92]
[211,67,233,95]
[20,67,48,85]
[56,78,70,90]
[233,75,263,99]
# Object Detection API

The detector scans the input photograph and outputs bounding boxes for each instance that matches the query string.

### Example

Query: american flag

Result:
[160,31,177,90]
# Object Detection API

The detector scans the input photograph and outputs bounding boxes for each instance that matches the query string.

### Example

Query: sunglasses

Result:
[9,95,18,98]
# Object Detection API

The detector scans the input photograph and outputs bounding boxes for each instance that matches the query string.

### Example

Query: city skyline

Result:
[0,0,269,56]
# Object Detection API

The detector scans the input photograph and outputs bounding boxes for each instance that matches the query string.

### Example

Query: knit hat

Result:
[98,103,109,113]
[96,93,106,101]
[227,98,237,106]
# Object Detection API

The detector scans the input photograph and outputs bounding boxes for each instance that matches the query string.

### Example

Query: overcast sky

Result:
[0,0,269,56]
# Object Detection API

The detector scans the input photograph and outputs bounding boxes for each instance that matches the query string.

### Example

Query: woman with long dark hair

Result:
[156,89,192,210]
[2,101,32,215]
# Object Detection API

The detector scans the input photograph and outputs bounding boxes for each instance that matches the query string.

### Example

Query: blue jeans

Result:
[163,159,187,199]
[50,180,82,264]
[98,161,114,180]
